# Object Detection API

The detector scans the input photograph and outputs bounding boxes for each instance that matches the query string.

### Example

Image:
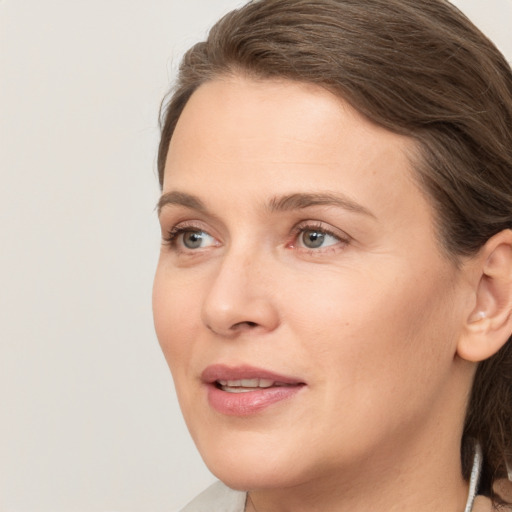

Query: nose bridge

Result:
[201,242,279,336]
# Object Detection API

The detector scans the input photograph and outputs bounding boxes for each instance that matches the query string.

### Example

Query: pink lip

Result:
[201,364,306,417]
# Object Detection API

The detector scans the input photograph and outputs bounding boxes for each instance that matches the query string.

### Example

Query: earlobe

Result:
[457,229,512,363]
[468,310,487,322]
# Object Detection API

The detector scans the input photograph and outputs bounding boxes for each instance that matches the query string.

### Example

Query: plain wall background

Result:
[0,1,510,511]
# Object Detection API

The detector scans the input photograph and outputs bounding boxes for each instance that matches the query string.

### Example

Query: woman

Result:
[152,0,512,510]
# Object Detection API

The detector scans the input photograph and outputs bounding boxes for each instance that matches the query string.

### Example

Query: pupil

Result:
[184,231,203,249]
[303,230,325,248]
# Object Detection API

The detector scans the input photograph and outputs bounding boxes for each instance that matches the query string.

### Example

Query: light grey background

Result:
[0,1,510,511]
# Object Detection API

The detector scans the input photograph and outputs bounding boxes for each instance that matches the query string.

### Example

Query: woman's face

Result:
[153,77,472,490]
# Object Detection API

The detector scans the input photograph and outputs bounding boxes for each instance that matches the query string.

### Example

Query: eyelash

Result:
[161,221,350,254]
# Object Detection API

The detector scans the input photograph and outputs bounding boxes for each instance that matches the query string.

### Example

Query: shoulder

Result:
[179,481,247,512]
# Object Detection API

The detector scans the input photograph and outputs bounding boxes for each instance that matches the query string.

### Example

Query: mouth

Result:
[215,378,300,393]
[201,364,306,416]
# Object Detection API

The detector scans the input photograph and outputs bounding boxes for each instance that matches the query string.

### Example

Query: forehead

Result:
[169,77,414,173]
[167,76,414,163]
[164,77,428,224]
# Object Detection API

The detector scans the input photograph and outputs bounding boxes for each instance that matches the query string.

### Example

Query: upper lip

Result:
[201,364,305,386]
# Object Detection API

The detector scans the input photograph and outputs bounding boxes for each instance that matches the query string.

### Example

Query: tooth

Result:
[224,387,254,393]
[240,379,259,387]
[217,378,290,392]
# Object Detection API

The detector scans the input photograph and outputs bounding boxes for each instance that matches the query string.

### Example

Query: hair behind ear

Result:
[463,338,512,502]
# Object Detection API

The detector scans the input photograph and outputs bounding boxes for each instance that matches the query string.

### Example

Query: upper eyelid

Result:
[158,209,225,235]
[166,222,216,240]
[166,219,346,234]
[160,217,212,234]
[157,202,224,230]
[292,220,351,239]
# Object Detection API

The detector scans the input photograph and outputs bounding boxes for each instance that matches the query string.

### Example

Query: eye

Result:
[298,229,339,249]
[289,223,349,252]
[164,226,218,251]
[181,230,216,249]
[299,229,339,249]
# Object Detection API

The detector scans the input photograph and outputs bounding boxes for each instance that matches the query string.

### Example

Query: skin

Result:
[153,76,484,512]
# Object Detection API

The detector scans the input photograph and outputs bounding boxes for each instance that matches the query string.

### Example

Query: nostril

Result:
[233,321,258,330]
[205,321,260,336]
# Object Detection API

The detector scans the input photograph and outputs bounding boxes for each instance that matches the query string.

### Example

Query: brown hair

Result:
[158,0,512,503]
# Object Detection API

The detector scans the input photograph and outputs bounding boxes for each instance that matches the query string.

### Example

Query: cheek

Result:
[152,265,201,376]
[284,259,459,399]
[273,265,460,464]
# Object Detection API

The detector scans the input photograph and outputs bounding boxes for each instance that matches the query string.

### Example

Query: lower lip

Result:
[206,384,304,416]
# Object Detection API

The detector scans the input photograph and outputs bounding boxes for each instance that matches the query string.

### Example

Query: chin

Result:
[208,460,297,492]
[193,428,324,492]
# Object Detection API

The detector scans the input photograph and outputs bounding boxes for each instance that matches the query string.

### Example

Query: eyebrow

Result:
[157,190,375,218]
[157,191,207,216]
[267,192,375,218]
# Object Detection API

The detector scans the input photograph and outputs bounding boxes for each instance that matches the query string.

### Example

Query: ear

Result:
[457,229,512,362]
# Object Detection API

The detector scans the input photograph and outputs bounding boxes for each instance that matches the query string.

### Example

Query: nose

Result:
[201,249,280,338]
